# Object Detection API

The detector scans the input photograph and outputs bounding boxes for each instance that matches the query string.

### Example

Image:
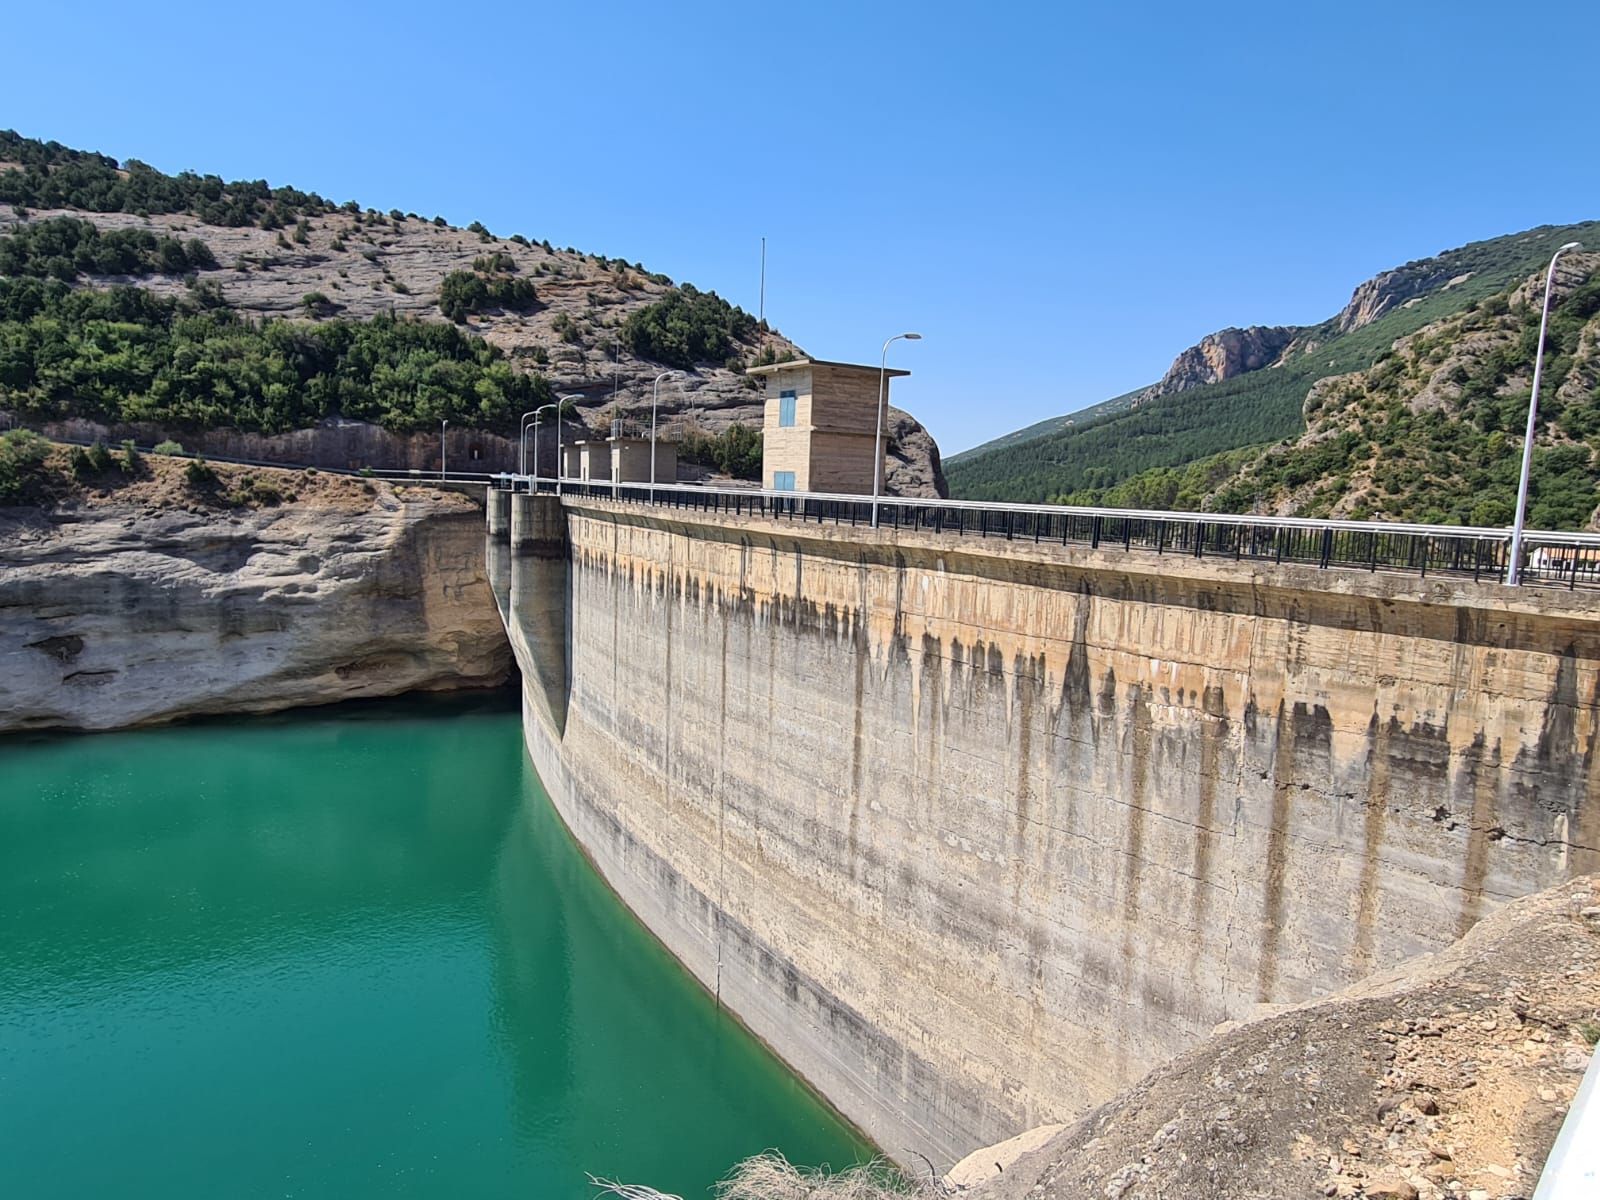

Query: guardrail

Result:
[24,431,499,484]
[494,474,1600,591]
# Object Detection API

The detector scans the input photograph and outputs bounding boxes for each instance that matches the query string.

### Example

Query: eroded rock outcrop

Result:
[1147,324,1300,398]
[0,458,510,732]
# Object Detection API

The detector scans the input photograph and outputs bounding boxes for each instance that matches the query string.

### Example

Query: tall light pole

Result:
[440,418,448,480]
[1508,241,1583,585]
[517,409,541,478]
[530,401,559,491]
[556,393,584,496]
[872,332,922,527]
[650,370,683,502]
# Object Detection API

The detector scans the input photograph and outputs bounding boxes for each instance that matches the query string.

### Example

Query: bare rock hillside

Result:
[0,191,945,496]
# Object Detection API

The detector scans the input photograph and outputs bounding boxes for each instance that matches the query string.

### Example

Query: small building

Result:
[747,358,909,494]
[563,440,612,483]
[609,435,677,486]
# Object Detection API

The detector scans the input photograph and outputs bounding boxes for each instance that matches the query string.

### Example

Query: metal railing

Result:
[25,431,499,484]
[492,474,1600,591]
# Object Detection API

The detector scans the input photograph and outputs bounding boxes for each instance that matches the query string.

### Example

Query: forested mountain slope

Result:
[947,221,1599,516]
[1213,251,1600,527]
[0,131,946,495]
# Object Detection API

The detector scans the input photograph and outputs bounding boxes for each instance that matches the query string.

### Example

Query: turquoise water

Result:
[0,696,869,1198]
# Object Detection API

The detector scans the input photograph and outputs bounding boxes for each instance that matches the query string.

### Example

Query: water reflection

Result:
[0,699,867,1200]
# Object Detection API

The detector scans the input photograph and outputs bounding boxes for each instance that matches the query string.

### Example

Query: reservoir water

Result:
[0,695,869,1198]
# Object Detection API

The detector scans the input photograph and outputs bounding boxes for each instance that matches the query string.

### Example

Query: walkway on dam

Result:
[494,474,1600,592]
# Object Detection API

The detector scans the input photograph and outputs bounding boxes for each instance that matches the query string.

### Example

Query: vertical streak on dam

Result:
[486,490,1600,1167]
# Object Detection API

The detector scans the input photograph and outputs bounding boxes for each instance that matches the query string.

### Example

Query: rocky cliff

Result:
[1146,324,1300,398]
[0,453,510,732]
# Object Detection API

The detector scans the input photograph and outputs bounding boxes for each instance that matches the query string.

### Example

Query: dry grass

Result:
[590,1151,944,1200]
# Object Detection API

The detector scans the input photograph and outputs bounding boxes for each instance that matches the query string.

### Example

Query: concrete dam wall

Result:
[489,491,1600,1167]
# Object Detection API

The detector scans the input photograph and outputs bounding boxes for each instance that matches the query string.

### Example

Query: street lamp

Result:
[872,332,922,527]
[440,418,448,481]
[530,401,559,491]
[1508,241,1583,585]
[650,370,683,501]
[555,393,584,496]
[517,408,542,478]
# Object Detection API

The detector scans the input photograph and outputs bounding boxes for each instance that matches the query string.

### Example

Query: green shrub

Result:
[0,428,52,503]
[621,285,756,368]
[185,456,217,485]
[71,440,117,478]
[0,282,552,436]
[152,439,184,455]
[679,422,762,480]
[439,269,536,322]
[0,217,219,280]
[0,131,338,228]
[120,439,143,473]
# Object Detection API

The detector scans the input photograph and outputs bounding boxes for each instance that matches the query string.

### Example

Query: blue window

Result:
[778,390,797,427]
[773,470,796,491]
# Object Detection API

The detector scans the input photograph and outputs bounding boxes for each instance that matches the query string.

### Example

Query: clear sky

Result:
[3,0,1596,454]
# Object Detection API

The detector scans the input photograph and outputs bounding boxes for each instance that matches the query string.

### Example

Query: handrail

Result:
[491,473,1600,591]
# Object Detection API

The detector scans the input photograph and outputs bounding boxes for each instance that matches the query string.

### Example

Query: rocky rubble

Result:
[958,876,1599,1200]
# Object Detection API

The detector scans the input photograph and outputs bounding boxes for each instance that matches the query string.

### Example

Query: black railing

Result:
[491,475,1600,591]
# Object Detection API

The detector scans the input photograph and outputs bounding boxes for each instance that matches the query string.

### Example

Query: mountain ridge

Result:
[947,219,1599,520]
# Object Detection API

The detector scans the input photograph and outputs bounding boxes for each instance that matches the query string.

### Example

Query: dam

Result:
[488,482,1600,1168]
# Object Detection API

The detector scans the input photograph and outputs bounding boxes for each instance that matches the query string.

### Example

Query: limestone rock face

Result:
[0,478,510,733]
[1148,325,1299,398]
[1335,262,1478,333]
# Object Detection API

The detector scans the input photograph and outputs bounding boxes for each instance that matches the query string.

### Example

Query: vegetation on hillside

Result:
[0,129,336,227]
[0,427,51,502]
[1212,268,1600,528]
[621,284,757,369]
[438,266,538,323]
[0,215,216,280]
[0,278,549,433]
[948,221,1600,508]
[678,422,762,480]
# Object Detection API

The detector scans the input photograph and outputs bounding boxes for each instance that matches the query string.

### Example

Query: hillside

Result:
[1214,250,1600,526]
[947,221,1600,516]
[0,131,946,496]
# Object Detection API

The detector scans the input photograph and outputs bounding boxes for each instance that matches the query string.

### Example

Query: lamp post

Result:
[555,393,584,496]
[650,370,683,502]
[872,332,922,527]
[517,409,541,479]
[440,418,447,480]
[1508,241,1583,585]
[530,401,559,492]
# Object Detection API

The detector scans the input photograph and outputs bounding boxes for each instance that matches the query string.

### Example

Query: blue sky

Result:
[3,0,1596,453]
